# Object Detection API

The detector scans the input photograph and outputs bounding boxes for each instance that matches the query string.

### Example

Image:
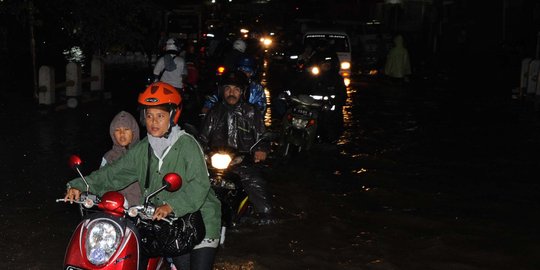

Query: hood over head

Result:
[104,111,140,163]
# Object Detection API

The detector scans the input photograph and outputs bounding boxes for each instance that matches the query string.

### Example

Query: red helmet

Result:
[138,82,182,124]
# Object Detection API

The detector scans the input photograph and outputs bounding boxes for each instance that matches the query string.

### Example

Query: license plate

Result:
[292,107,312,117]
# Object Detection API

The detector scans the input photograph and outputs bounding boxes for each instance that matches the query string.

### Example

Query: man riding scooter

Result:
[198,71,275,225]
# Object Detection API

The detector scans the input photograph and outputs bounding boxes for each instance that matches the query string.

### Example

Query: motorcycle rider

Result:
[198,71,274,225]
[153,38,187,91]
[155,38,201,126]
[100,110,141,207]
[64,82,221,270]
[222,39,246,73]
[202,55,267,115]
[296,51,347,143]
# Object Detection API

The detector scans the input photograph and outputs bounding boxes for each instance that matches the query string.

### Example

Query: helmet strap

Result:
[163,110,175,139]
[139,108,147,127]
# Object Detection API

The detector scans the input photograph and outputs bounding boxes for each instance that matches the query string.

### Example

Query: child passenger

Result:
[101,110,141,207]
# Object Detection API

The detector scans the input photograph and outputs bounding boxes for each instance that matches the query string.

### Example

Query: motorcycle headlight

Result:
[211,153,232,169]
[85,219,122,265]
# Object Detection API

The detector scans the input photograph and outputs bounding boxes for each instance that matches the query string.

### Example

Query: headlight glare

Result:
[341,61,351,70]
[211,153,232,169]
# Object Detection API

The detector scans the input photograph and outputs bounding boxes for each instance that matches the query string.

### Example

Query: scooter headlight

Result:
[211,153,232,169]
[85,219,122,265]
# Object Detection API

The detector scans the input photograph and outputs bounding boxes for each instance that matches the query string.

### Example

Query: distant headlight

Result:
[260,37,273,47]
[341,61,351,70]
[310,66,320,75]
[85,220,122,265]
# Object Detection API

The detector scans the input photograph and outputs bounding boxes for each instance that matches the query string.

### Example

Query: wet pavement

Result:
[1,70,539,269]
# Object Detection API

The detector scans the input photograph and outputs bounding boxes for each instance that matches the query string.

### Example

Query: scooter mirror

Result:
[163,173,182,192]
[68,155,82,169]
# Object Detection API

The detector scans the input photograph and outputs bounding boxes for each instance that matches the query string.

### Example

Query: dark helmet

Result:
[236,56,256,74]
[219,70,249,94]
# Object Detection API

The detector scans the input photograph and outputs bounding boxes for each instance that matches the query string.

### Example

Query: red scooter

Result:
[57,155,182,270]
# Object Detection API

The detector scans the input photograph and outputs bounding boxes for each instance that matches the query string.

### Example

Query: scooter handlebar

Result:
[55,197,96,208]
[127,205,174,225]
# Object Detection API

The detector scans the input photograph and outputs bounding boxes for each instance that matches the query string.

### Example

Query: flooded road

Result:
[1,69,539,269]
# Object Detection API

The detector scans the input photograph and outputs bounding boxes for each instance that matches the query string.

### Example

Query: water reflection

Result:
[288,239,303,254]
[260,59,273,127]
[337,86,355,146]
[353,168,368,174]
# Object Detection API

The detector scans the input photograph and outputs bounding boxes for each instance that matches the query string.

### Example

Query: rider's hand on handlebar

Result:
[153,204,173,221]
[64,188,81,204]
[254,151,267,163]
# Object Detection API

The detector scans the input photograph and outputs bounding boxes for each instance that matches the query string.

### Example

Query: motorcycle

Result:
[57,155,183,270]
[279,93,322,156]
[279,91,338,157]
[204,132,276,245]
[284,54,345,147]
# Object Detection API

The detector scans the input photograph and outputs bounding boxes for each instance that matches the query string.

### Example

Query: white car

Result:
[303,30,352,85]
[303,30,351,75]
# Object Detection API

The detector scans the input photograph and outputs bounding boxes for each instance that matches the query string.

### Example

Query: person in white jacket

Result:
[153,38,187,90]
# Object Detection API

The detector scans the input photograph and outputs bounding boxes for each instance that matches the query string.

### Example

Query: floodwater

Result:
[1,67,539,269]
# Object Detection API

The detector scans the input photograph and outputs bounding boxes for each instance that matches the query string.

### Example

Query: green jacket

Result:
[68,133,221,239]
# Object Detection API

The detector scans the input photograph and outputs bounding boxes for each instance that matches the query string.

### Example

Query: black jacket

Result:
[199,101,268,154]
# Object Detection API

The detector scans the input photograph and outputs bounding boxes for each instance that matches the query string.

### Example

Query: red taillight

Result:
[307,119,316,127]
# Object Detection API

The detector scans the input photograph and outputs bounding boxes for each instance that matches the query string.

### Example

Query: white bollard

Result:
[521,58,532,95]
[38,66,55,105]
[90,56,104,92]
[527,59,540,95]
[65,62,82,108]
